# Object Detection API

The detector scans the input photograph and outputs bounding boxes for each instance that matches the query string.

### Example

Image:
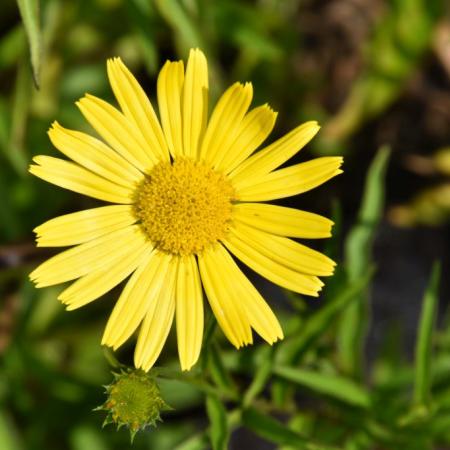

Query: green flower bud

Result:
[97,368,169,442]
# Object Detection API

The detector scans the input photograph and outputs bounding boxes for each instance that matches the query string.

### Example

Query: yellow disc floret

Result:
[135,158,235,255]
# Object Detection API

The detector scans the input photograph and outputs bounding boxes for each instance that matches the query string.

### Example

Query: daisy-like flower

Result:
[30,49,342,371]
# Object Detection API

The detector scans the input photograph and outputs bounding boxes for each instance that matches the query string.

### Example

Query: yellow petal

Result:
[233,203,334,239]
[134,258,177,371]
[30,225,144,287]
[77,94,156,172]
[48,121,143,188]
[34,205,137,247]
[101,251,171,350]
[59,238,153,311]
[232,223,336,276]
[223,231,324,297]
[182,48,208,159]
[216,104,277,173]
[176,255,204,371]
[198,245,253,348]
[157,60,184,158]
[215,245,283,344]
[234,156,343,201]
[200,82,253,165]
[29,156,134,204]
[230,120,320,183]
[107,57,169,163]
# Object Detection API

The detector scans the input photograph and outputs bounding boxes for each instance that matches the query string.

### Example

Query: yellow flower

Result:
[30,49,342,371]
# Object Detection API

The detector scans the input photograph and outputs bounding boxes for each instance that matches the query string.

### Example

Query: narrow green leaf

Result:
[242,408,337,450]
[0,25,26,70]
[243,346,273,407]
[320,0,439,142]
[128,0,159,75]
[70,425,108,450]
[206,395,229,450]
[338,147,390,376]
[273,366,371,409]
[8,59,30,176]
[414,262,441,405]
[272,268,374,405]
[242,407,308,448]
[0,409,23,450]
[346,148,391,279]
[277,267,375,365]
[207,342,238,399]
[154,0,204,52]
[174,432,209,450]
[16,0,41,87]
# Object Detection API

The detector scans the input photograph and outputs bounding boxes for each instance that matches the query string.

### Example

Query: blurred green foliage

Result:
[1,0,449,449]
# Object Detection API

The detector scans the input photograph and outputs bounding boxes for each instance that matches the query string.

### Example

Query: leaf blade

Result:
[16,0,41,87]
[414,262,441,406]
[273,366,371,409]
[205,395,229,450]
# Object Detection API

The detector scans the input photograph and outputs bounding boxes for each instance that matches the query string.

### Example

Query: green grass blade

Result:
[205,395,229,450]
[16,0,41,88]
[273,366,371,409]
[338,147,390,377]
[414,262,441,406]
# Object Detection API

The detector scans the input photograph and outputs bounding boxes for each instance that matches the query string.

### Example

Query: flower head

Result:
[30,49,342,371]
[98,368,168,441]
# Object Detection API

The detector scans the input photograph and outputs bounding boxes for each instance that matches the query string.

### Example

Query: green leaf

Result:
[273,366,371,409]
[154,0,205,53]
[0,25,26,70]
[0,409,23,450]
[205,395,229,450]
[70,425,108,450]
[128,0,159,75]
[242,408,337,450]
[337,147,390,376]
[272,267,374,405]
[414,262,441,406]
[173,432,209,450]
[320,0,440,142]
[243,346,274,407]
[346,148,391,279]
[8,59,31,176]
[242,407,308,447]
[16,0,41,87]
[277,267,375,365]
[206,342,238,399]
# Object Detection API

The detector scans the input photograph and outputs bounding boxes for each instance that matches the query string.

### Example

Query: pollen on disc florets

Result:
[134,158,235,255]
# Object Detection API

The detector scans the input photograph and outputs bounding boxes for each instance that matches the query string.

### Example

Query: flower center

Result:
[134,158,235,256]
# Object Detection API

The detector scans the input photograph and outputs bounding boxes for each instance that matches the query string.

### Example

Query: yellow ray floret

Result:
[232,203,334,239]
[182,48,208,159]
[107,57,169,163]
[234,156,343,201]
[29,48,342,372]
[200,82,253,164]
[34,205,137,247]
[30,155,135,204]
[176,255,204,371]
[157,60,184,158]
